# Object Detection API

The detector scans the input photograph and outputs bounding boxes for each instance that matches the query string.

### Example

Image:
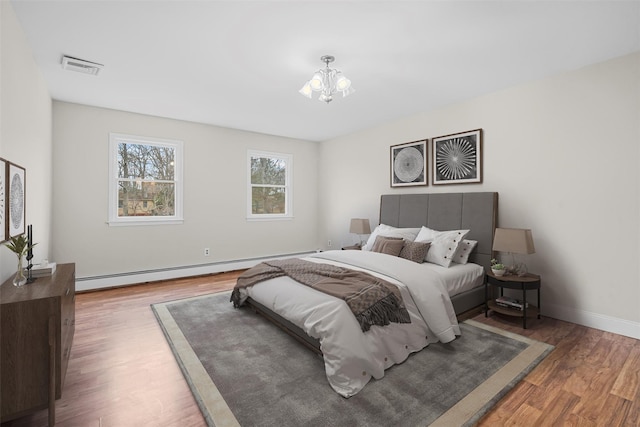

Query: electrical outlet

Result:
[328,240,332,247]
[204,248,210,256]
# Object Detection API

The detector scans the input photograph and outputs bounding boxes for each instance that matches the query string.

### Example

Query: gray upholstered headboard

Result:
[379,192,498,270]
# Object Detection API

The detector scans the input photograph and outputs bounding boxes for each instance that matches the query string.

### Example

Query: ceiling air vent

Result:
[61,55,103,75]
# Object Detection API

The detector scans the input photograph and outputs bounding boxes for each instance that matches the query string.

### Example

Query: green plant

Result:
[490,258,505,270]
[4,234,36,257]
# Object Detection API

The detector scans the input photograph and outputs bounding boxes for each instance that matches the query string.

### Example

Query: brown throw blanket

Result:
[230,259,411,332]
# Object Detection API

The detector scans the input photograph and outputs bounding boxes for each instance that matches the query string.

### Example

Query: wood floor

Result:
[3,270,639,426]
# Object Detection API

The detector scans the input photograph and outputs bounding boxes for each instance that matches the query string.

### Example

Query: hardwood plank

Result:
[563,413,599,427]
[562,362,597,397]
[611,342,640,401]
[477,381,538,424]
[626,393,640,426]
[599,394,632,426]
[3,270,640,427]
[505,402,542,425]
[531,389,581,425]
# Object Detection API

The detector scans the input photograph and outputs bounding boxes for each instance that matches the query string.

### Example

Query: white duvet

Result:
[234,250,464,397]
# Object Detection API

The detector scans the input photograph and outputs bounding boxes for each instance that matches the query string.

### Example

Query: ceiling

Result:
[10,0,640,142]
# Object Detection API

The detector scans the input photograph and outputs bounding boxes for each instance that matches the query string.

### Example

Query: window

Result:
[108,133,183,226]
[247,150,292,220]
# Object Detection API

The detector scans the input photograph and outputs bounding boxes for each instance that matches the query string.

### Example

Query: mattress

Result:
[419,261,485,297]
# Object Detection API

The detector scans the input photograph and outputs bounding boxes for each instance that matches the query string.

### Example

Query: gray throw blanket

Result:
[230,259,411,332]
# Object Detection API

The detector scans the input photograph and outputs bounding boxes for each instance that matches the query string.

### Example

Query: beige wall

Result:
[0,1,52,284]
[4,0,639,337]
[319,52,640,338]
[52,102,319,280]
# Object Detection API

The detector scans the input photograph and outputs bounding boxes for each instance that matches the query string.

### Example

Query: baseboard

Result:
[543,302,640,340]
[76,251,316,292]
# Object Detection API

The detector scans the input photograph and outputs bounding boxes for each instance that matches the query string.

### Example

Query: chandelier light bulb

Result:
[336,75,351,91]
[309,73,324,91]
[299,82,313,98]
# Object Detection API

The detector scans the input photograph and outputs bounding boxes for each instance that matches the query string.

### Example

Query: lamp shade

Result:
[309,73,324,90]
[349,218,371,235]
[336,75,351,91]
[492,228,535,254]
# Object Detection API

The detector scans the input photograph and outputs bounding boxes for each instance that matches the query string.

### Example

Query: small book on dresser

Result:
[26,262,57,277]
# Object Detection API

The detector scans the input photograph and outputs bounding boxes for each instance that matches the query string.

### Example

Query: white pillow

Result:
[362,224,421,251]
[414,226,470,267]
[452,239,478,264]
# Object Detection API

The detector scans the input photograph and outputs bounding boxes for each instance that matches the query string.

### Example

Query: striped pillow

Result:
[371,236,405,257]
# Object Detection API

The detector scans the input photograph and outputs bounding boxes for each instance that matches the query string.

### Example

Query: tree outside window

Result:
[109,134,183,225]
[248,150,292,219]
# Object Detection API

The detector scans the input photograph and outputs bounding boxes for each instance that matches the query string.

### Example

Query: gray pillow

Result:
[399,241,431,263]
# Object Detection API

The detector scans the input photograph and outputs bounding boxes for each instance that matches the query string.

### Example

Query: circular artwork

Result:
[394,147,424,182]
[0,171,4,234]
[10,172,24,230]
[435,137,477,181]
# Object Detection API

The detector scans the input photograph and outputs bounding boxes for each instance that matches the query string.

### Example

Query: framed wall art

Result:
[390,139,427,187]
[432,129,482,185]
[8,162,26,237]
[0,158,6,242]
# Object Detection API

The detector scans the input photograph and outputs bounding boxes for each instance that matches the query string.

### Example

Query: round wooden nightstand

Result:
[485,270,541,329]
[341,245,362,250]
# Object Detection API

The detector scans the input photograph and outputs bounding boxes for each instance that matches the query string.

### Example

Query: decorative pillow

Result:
[452,239,478,264]
[399,241,431,263]
[414,226,470,268]
[362,224,421,251]
[370,236,405,257]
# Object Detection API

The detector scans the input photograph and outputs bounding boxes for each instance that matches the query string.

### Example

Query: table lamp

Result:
[349,218,371,248]
[492,228,535,276]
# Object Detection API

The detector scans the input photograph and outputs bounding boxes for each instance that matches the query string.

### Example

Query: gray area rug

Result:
[152,291,553,427]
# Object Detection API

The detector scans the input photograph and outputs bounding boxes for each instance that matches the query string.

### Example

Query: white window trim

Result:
[108,133,184,226]
[247,149,293,220]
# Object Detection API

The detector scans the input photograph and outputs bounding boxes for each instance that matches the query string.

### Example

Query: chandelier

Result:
[299,55,354,103]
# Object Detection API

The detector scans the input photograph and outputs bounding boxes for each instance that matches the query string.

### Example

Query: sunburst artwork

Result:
[433,129,482,185]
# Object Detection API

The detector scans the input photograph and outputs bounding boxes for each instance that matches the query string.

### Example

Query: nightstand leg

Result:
[484,281,488,317]
[538,288,541,319]
[522,286,527,329]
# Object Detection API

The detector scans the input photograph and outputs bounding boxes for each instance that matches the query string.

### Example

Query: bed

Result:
[233,192,498,397]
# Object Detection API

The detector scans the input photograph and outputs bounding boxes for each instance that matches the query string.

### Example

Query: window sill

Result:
[107,218,184,227]
[246,216,293,222]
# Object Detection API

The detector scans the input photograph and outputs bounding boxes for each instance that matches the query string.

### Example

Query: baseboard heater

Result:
[76,251,315,292]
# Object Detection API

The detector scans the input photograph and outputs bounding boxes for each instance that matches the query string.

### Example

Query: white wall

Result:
[0,1,52,284]
[52,102,319,285]
[319,52,640,339]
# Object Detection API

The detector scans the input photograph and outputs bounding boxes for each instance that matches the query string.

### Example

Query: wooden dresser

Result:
[0,263,76,425]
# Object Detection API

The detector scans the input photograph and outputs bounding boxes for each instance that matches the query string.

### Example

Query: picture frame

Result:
[8,162,26,237]
[432,129,482,185]
[390,139,427,187]
[0,158,7,242]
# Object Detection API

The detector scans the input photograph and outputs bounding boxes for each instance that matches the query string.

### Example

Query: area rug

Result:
[152,291,553,427]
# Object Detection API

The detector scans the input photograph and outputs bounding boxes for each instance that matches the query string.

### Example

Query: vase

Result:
[13,256,27,287]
